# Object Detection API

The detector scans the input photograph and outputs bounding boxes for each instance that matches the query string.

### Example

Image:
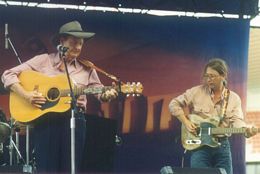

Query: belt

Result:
[216,136,228,142]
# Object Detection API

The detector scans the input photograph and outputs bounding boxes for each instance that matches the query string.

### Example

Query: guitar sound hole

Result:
[47,88,60,101]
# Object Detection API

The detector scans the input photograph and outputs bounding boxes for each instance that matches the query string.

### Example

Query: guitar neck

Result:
[60,86,106,97]
[212,127,260,135]
[59,82,143,97]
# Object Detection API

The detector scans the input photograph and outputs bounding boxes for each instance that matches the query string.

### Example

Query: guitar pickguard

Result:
[181,114,221,150]
[41,100,60,110]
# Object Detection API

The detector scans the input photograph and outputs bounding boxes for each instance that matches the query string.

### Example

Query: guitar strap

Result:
[78,58,95,69]
[78,58,120,82]
[220,88,230,122]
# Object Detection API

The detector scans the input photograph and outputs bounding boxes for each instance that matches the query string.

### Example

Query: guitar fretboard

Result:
[60,86,106,97]
[212,127,260,135]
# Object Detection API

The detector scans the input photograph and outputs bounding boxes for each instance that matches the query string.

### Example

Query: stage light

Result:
[37,3,78,9]
[6,1,22,6]
[147,10,186,16]
[0,1,7,5]
[27,2,38,7]
[85,6,118,12]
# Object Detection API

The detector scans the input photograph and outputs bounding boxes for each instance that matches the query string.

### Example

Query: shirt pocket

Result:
[193,105,211,115]
[191,105,211,123]
[71,74,89,86]
[192,105,220,125]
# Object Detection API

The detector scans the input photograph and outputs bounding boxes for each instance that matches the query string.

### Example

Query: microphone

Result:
[5,23,8,49]
[57,44,69,53]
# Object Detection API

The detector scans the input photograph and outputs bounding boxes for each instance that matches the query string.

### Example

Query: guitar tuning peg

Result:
[132,94,135,97]
[126,94,130,97]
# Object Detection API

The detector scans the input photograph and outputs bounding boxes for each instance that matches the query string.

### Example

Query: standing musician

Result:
[1,21,118,173]
[168,58,257,174]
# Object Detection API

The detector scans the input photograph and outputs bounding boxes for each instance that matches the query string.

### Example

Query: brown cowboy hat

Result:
[52,20,95,46]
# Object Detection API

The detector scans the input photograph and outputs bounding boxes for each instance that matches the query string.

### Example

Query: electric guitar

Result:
[181,114,259,150]
[10,70,143,123]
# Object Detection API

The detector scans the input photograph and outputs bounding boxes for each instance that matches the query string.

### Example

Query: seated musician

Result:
[168,58,257,174]
[1,21,117,173]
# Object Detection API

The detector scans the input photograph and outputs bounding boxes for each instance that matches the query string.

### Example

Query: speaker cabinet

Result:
[160,166,227,174]
[0,165,31,173]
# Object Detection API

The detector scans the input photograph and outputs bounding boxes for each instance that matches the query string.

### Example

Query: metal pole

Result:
[23,125,32,173]
[9,119,13,166]
[70,111,76,174]
[26,125,29,165]
[15,131,19,163]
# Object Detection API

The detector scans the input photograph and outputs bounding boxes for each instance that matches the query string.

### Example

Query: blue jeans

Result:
[190,139,232,174]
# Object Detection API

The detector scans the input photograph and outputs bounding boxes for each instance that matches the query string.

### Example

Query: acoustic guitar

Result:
[10,70,143,123]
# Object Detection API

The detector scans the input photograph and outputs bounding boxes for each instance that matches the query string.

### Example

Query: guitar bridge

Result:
[185,139,201,145]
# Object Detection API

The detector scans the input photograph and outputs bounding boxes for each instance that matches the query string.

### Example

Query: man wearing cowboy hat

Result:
[1,20,118,173]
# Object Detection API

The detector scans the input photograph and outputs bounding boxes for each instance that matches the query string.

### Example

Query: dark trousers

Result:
[190,139,232,174]
[33,110,86,173]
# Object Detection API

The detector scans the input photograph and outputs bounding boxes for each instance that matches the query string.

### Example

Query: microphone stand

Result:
[5,25,32,173]
[6,33,22,65]
[59,51,78,174]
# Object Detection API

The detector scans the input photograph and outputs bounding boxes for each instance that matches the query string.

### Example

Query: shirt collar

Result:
[52,53,61,68]
[52,53,79,69]
[209,86,226,101]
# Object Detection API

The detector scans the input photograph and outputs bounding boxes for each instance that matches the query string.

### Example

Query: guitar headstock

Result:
[120,82,143,96]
